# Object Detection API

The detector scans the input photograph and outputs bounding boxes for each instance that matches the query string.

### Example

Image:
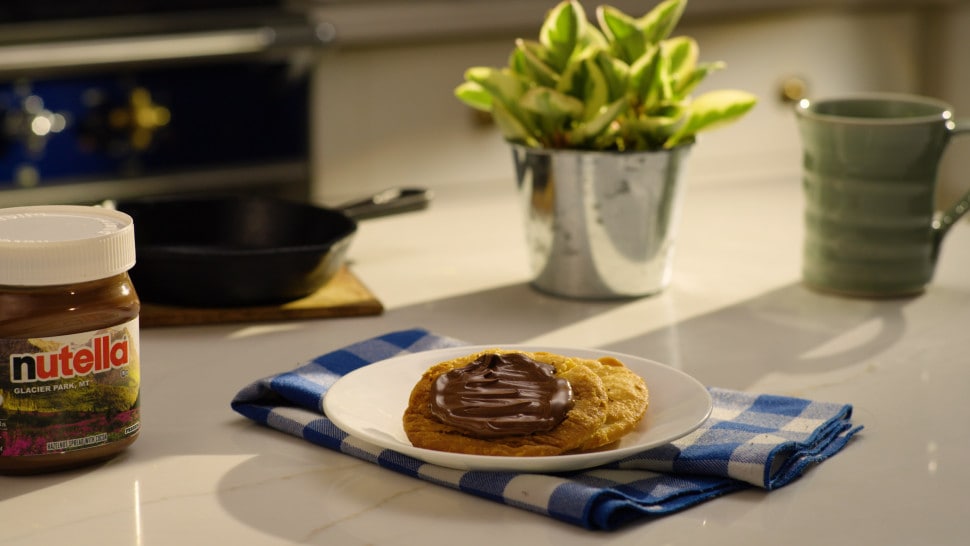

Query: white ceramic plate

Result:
[323,345,712,472]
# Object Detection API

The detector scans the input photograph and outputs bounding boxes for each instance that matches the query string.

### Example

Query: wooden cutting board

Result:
[139,266,383,327]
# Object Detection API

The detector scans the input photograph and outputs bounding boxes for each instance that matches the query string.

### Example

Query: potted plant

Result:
[455,0,757,298]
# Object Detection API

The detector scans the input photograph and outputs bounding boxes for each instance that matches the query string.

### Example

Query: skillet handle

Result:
[336,187,433,220]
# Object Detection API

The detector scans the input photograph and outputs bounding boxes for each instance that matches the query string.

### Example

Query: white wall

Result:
[935,2,970,211]
[308,7,931,204]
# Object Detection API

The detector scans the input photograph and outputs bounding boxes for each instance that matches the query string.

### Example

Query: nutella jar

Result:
[0,205,140,474]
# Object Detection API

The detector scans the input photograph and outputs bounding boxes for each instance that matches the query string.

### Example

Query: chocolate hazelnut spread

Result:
[430,352,573,438]
[0,206,140,474]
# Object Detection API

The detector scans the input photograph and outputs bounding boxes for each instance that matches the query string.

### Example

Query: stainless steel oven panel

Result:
[0,3,324,207]
[0,25,321,73]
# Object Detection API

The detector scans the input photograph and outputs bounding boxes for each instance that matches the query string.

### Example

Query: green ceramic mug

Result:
[795,93,970,297]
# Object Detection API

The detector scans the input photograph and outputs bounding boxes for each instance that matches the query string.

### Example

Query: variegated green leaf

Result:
[579,55,610,120]
[628,44,660,104]
[590,48,630,102]
[539,0,584,72]
[630,112,681,134]
[646,45,674,106]
[571,97,627,143]
[616,112,679,149]
[508,48,528,77]
[514,39,560,88]
[519,86,585,121]
[674,61,724,98]
[596,5,645,64]
[464,66,538,138]
[453,81,493,111]
[463,67,526,105]
[520,86,585,146]
[556,53,586,98]
[492,100,540,146]
[663,36,698,99]
[579,21,609,50]
[638,0,687,45]
[664,89,757,148]
[556,47,623,110]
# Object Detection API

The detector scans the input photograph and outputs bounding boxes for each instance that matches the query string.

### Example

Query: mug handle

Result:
[932,118,970,253]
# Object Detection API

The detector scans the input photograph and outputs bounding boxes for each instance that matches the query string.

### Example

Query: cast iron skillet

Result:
[112,188,430,308]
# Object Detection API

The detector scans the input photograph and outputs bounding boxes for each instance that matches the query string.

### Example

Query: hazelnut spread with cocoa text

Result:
[429,352,573,438]
[0,206,141,474]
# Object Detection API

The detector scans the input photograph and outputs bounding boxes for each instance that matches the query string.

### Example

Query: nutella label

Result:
[0,319,140,458]
[9,333,130,383]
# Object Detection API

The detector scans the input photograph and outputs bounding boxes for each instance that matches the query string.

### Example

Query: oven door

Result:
[0,2,325,206]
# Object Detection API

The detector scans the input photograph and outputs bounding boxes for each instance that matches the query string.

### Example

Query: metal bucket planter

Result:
[511,144,691,299]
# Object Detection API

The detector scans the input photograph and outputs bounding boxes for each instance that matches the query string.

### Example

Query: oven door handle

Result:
[0,25,323,71]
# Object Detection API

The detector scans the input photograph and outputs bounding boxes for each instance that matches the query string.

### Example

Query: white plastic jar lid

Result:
[0,205,136,286]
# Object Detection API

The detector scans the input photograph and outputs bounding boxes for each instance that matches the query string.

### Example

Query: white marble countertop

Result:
[2,174,968,545]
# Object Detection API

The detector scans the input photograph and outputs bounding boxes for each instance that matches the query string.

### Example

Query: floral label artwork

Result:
[0,319,140,457]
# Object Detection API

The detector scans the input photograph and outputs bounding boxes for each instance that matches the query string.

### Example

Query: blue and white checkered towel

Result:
[231,329,861,530]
